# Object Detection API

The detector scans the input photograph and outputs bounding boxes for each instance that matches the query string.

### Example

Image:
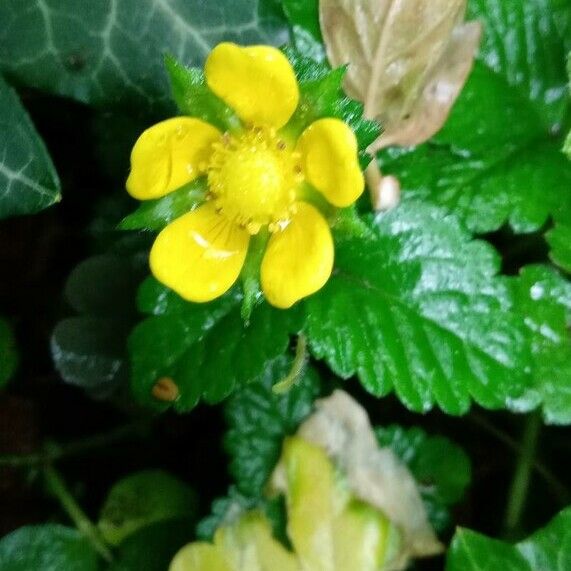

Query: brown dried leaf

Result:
[320,0,481,149]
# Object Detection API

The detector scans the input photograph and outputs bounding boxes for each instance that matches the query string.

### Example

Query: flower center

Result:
[207,127,302,234]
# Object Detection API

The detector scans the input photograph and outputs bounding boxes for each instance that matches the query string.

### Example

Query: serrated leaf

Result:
[380,1,571,242]
[512,265,571,424]
[446,506,571,570]
[305,202,534,415]
[0,0,288,113]
[0,74,60,218]
[129,279,304,412]
[375,425,471,532]
[98,470,197,546]
[119,179,207,232]
[0,317,18,388]
[320,0,480,148]
[0,525,98,571]
[224,358,321,498]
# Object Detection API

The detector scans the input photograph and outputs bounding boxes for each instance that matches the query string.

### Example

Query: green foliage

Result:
[0,318,18,388]
[224,358,321,498]
[119,179,207,232]
[109,520,193,571]
[52,250,147,399]
[0,525,98,571]
[375,425,471,532]
[164,56,240,132]
[281,0,324,61]
[379,0,571,263]
[129,279,304,411]
[446,506,571,570]
[305,202,533,415]
[547,223,571,273]
[512,265,571,424]
[98,470,197,546]
[0,0,289,114]
[0,74,60,219]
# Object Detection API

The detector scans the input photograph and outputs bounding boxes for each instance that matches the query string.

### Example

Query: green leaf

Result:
[283,49,381,157]
[446,506,571,570]
[0,0,289,113]
[51,252,147,399]
[109,519,193,571]
[165,57,240,132]
[305,202,534,415]
[119,179,207,232]
[224,357,321,498]
[129,279,304,412]
[282,0,324,62]
[379,1,571,241]
[375,425,471,532]
[0,525,98,571]
[98,469,197,546]
[512,265,571,424]
[547,223,571,273]
[0,317,18,388]
[0,74,60,218]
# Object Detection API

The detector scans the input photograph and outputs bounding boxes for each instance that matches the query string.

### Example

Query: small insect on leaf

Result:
[152,377,180,402]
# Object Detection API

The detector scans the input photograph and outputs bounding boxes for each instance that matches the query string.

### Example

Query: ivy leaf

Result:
[512,265,571,425]
[375,425,471,532]
[380,0,571,241]
[98,470,197,546]
[0,525,98,571]
[319,0,481,149]
[0,74,60,218]
[446,506,571,570]
[224,358,321,498]
[281,0,325,62]
[0,0,289,114]
[0,317,18,389]
[305,202,534,415]
[129,279,304,412]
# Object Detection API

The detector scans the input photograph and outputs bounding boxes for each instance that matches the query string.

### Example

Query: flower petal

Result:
[297,118,364,207]
[170,542,231,571]
[261,202,333,308]
[205,43,299,129]
[127,117,221,200]
[150,203,249,303]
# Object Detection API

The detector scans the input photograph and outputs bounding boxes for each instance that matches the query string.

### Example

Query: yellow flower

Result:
[126,43,364,309]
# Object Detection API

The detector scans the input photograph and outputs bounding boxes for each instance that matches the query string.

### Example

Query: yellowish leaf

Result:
[320,0,481,149]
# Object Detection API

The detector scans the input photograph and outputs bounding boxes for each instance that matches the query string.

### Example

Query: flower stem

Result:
[273,334,308,394]
[503,412,542,535]
[44,458,113,562]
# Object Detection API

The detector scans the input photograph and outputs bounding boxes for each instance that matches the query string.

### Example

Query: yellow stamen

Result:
[207,127,303,235]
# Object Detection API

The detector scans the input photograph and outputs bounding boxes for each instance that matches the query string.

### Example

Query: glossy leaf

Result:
[0,74,60,218]
[305,202,534,415]
[547,223,571,273]
[0,0,289,113]
[98,470,197,546]
[0,317,18,388]
[380,0,571,244]
[129,279,304,412]
[224,358,321,498]
[376,425,471,531]
[281,0,324,61]
[512,266,571,424]
[446,506,571,570]
[0,525,98,571]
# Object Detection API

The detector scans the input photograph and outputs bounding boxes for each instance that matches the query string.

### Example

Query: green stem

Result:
[273,334,308,394]
[0,422,148,468]
[504,412,542,534]
[44,460,113,562]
